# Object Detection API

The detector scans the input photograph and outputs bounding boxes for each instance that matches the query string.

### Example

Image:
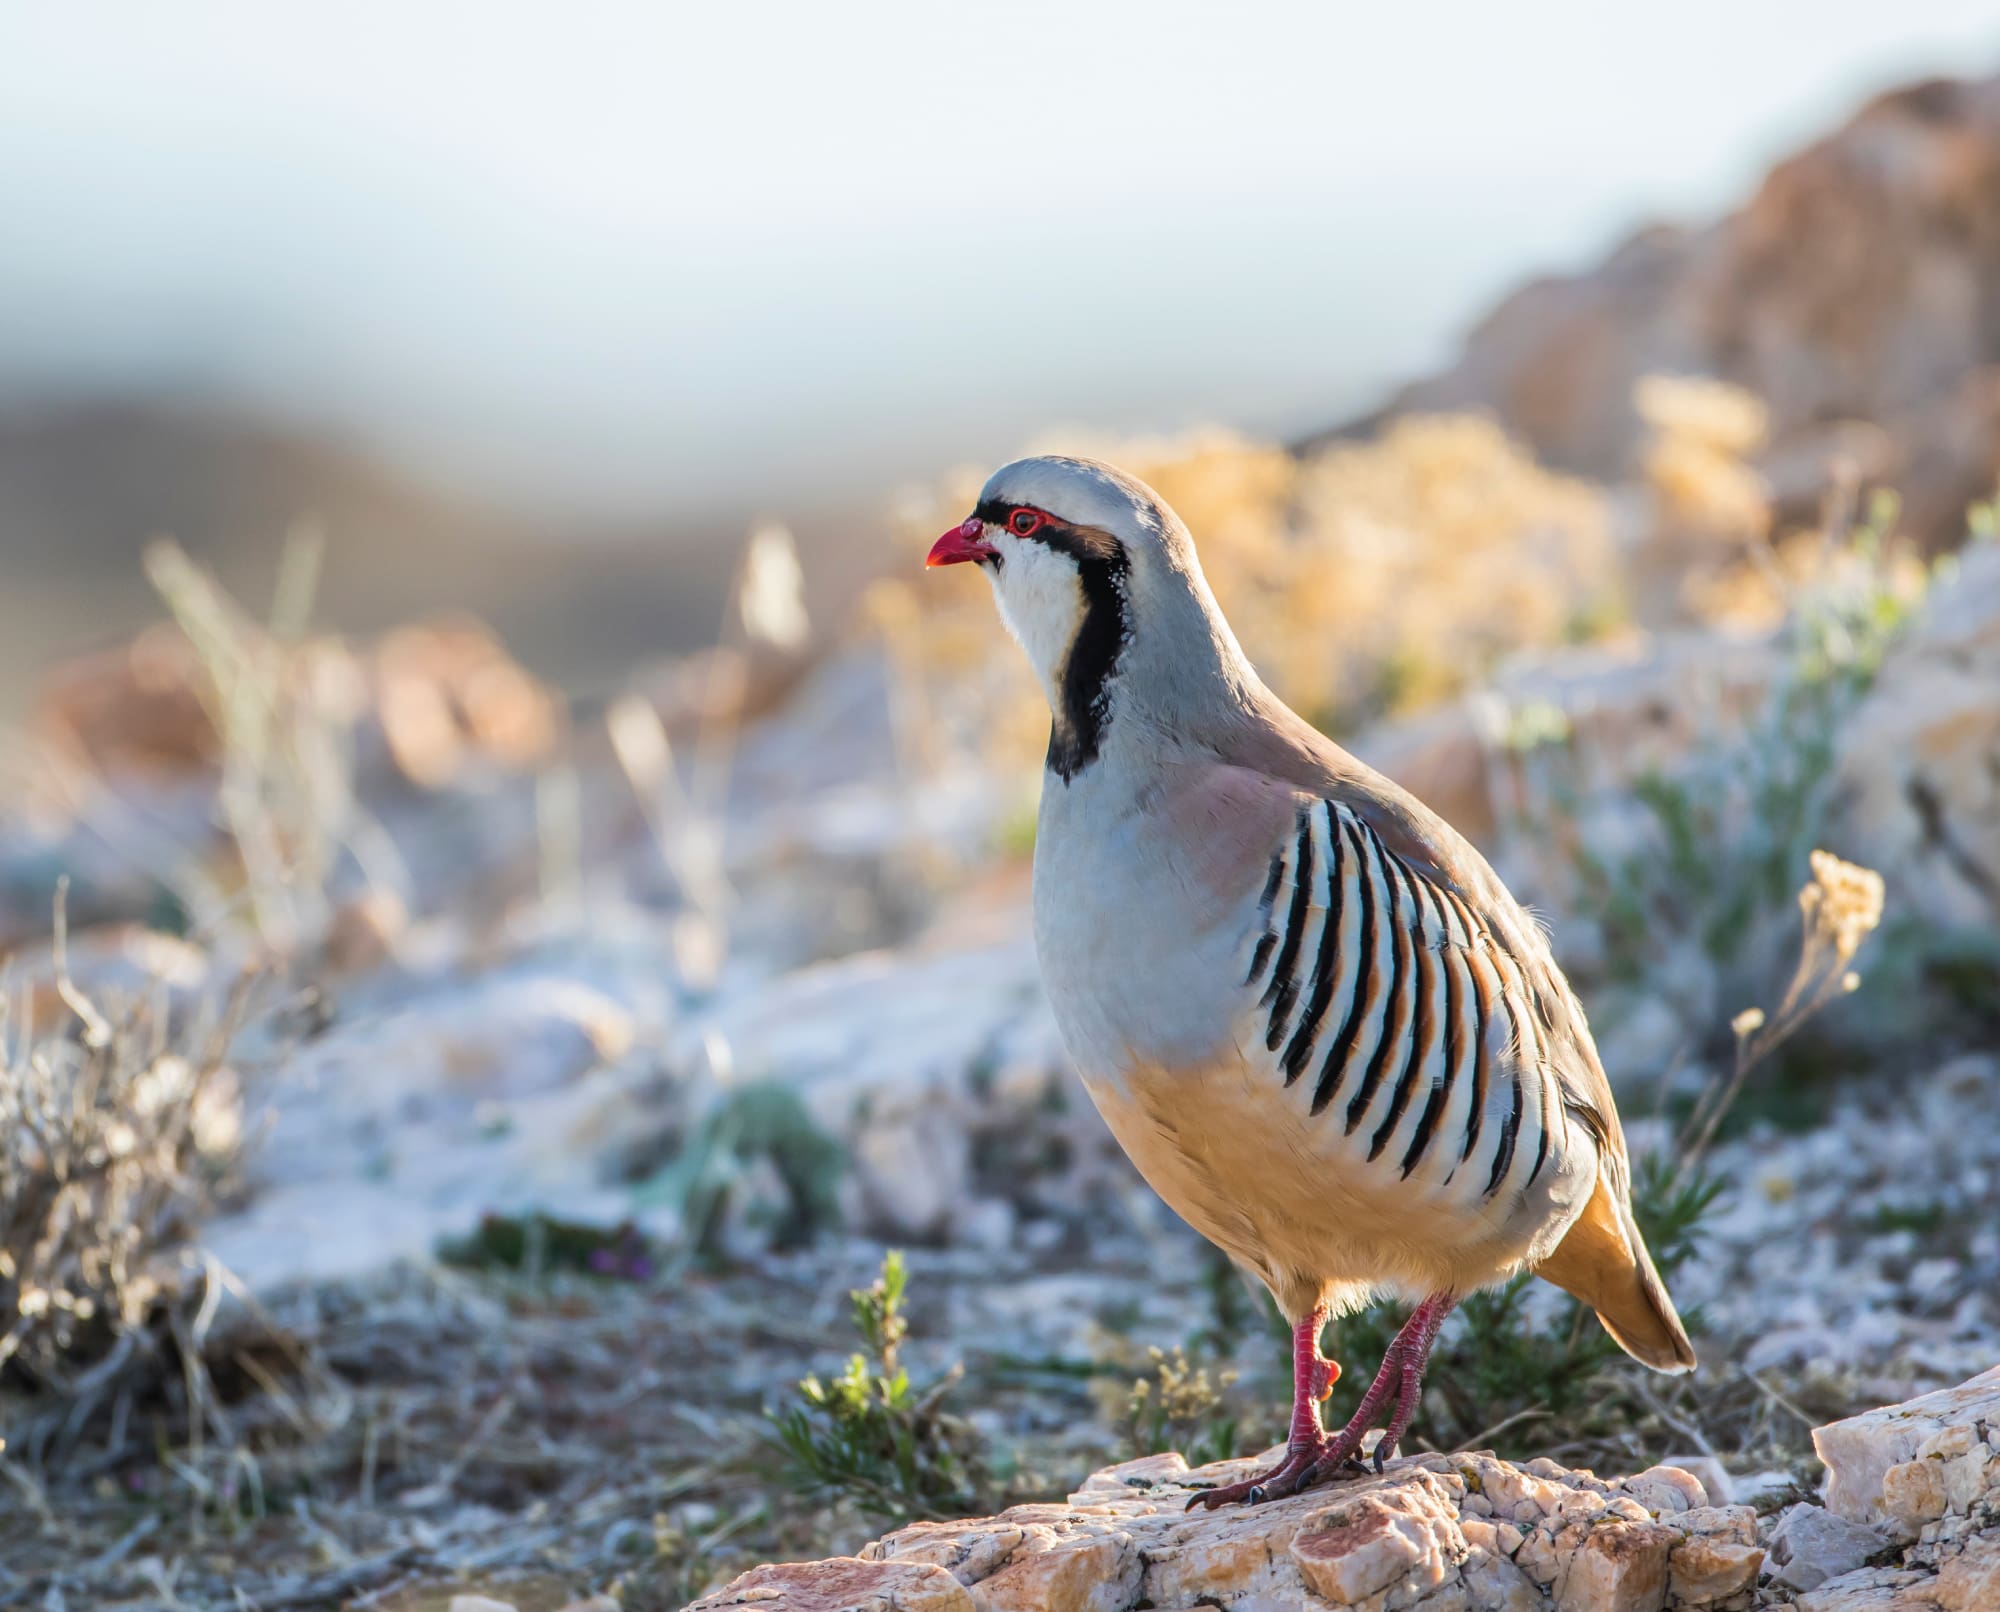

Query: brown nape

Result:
[1531,1171,1697,1373]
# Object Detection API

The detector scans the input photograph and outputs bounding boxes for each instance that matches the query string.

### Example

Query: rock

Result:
[1765,1503,1890,1592]
[705,930,1088,1242]
[1288,1472,1468,1605]
[1882,1457,1952,1531]
[1813,1362,2000,1529]
[1794,1565,1937,1611]
[1553,1518,1675,1611]
[1935,1535,2000,1612]
[1617,1465,1712,1518]
[702,1448,1756,1611]
[204,959,658,1292]
[686,1556,973,1612]
[447,1598,520,1612]
[1314,74,2000,550]
[1666,1530,1763,1606]
[1834,541,2000,932]
[1659,1456,1734,1508]
[1787,1367,2000,1609]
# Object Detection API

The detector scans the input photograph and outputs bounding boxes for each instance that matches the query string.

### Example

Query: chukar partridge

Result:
[926,456,1695,1508]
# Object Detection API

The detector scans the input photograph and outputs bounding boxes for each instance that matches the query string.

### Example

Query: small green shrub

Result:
[642,1082,845,1264]
[438,1211,658,1280]
[1539,488,1925,991]
[1122,1345,1244,1468]
[768,1252,985,1523]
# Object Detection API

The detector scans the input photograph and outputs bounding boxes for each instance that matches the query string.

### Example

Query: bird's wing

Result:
[1218,698,1694,1370]
[1237,792,1594,1221]
[1224,695,1630,1185]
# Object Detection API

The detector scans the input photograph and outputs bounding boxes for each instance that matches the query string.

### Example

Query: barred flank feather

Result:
[1246,800,1556,1209]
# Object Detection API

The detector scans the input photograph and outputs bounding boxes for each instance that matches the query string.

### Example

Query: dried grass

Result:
[0,886,261,1471]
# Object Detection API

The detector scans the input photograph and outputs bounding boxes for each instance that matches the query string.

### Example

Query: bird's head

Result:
[925,455,1256,778]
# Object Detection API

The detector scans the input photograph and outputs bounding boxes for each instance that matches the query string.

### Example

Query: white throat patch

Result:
[988,534,1086,711]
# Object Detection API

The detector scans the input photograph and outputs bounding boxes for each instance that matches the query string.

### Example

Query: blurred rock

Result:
[1765,1503,1889,1593]
[29,625,221,780]
[689,1557,971,1612]
[1328,75,2000,550]
[26,612,564,800]
[372,618,565,789]
[705,929,1090,1244]
[4,922,212,1031]
[1349,627,1779,855]
[693,1449,1759,1612]
[207,951,665,1291]
[1833,541,2000,931]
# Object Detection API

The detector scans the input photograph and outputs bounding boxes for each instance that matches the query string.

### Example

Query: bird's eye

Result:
[1009,509,1043,537]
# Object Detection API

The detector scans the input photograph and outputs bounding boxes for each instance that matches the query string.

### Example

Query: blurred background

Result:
[8,8,2000,1608]
[6,2,1999,700]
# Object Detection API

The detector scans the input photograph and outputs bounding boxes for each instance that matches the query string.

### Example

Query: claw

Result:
[1184,1440,1328,1510]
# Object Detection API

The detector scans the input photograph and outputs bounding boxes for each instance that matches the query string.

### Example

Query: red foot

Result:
[1185,1440,1328,1510]
[1187,1293,1459,1511]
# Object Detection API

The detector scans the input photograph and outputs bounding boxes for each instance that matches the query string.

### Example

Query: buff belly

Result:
[1078,1049,1585,1323]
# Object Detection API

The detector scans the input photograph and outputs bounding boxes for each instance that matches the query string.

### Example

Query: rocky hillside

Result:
[1311,75,2000,548]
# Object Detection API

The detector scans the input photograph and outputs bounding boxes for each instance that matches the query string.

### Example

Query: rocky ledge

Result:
[689,1368,2000,1612]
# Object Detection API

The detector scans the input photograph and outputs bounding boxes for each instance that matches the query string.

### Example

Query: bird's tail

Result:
[1532,1169,1696,1374]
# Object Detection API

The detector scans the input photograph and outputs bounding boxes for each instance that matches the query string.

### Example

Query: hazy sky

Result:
[4,2,1998,522]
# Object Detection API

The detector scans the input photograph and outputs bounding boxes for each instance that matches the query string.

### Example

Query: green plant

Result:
[642,1082,845,1266]
[1122,1345,1245,1468]
[1543,489,1923,988]
[1870,1202,1948,1238]
[768,1252,985,1522]
[438,1211,659,1281]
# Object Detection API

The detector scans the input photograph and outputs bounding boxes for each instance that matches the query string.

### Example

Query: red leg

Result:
[1302,1292,1455,1485]
[1186,1302,1338,1511]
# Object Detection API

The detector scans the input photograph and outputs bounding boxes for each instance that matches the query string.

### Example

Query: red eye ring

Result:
[1008,508,1046,537]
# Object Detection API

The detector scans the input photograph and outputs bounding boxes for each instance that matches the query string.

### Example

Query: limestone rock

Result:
[1813,1363,2000,1530]
[686,1556,974,1612]
[1934,1535,2000,1612]
[1793,1565,1936,1611]
[1795,1366,2000,1610]
[1764,1504,1890,1593]
[697,1448,1760,1611]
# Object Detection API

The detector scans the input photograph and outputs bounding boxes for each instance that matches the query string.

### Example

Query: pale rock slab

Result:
[689,1556,975,1612]
[689,1371,2000,1611]
[1797,1366,2000,1610]
[1813,1363,2000,1531]
[690,1448,1761,1612]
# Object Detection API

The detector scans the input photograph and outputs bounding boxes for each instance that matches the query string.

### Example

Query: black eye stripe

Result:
[976,498,1054,540]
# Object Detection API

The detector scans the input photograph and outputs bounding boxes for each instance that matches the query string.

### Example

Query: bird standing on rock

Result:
[925,456,1695,1508]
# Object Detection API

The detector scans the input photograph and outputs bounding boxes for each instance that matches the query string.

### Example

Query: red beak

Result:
[926,518,998,568]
